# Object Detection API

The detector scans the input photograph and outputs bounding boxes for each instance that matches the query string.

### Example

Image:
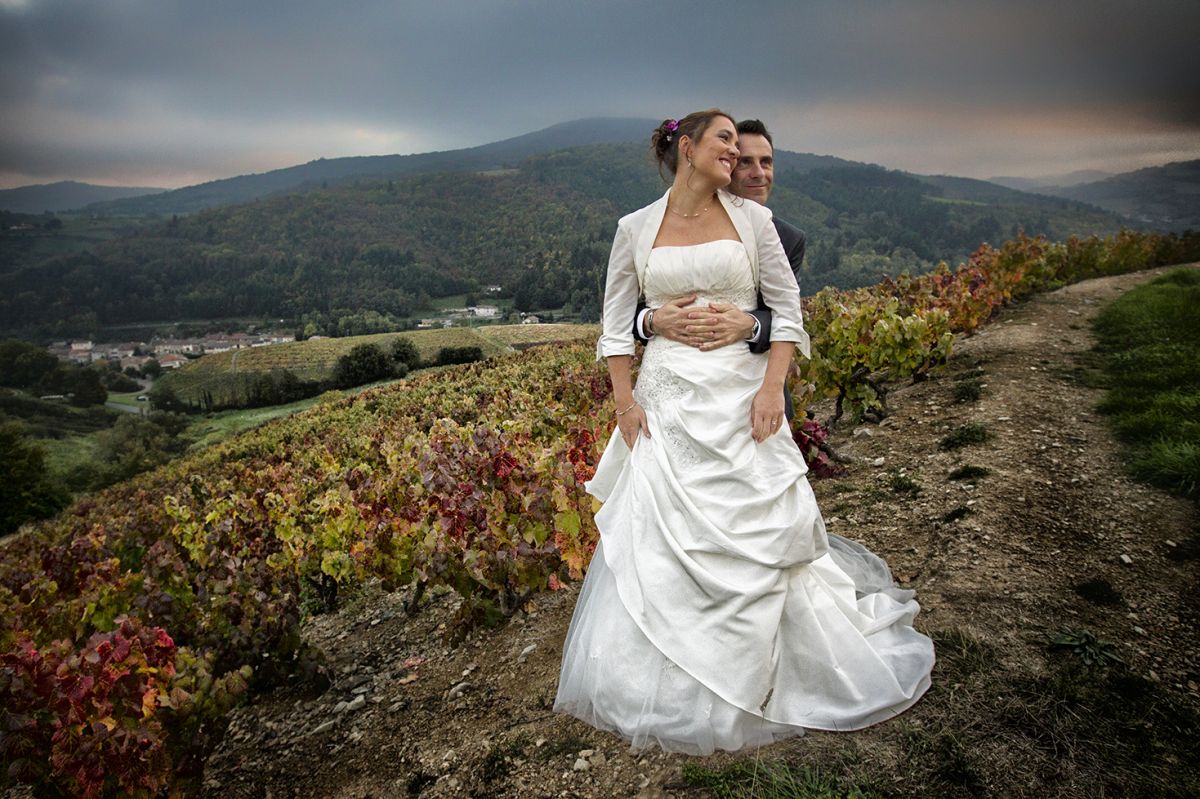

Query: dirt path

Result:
[199,265,1200,799]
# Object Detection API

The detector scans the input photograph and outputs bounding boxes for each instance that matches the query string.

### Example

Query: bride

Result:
[554,109,934,754]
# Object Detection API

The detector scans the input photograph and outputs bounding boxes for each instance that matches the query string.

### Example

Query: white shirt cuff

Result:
[636,307,653,339]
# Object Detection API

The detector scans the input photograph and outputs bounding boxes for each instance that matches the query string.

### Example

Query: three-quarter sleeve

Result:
[756,215,811,358]
[595,221,640,359]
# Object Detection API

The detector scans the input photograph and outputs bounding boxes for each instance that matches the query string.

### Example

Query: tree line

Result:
[1,145,1126,341]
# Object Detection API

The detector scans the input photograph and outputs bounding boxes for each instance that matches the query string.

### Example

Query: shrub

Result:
[0,422,70,535]
[939,423,991,450]
[390,336,421,370]
[948,465,991,482]
[434,346,484,366]
[331,343,394,388]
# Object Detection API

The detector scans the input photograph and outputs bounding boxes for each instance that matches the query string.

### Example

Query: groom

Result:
[633,119,808,413]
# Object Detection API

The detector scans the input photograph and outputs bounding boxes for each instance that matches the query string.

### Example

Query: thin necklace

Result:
[667,192,714,219]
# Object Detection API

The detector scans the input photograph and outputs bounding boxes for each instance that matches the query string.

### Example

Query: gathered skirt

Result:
[554,336,934,754]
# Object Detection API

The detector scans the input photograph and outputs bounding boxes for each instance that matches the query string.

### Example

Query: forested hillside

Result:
[1,142,1126,339]
[1036,159,1200,232]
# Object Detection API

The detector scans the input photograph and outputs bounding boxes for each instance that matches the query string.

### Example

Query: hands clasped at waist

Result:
[652,294,756,351]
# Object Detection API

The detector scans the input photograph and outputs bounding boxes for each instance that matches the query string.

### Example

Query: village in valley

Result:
[40,295,536,381]
[45,331,298,374]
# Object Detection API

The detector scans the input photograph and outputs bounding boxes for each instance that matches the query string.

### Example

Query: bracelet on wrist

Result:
[646,309,655,335]
[615,401,638,416]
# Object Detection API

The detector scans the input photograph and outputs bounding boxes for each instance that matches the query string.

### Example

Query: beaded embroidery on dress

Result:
[555,240,934,754]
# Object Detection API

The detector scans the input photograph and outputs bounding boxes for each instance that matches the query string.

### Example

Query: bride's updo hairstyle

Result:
[651,108,734,181]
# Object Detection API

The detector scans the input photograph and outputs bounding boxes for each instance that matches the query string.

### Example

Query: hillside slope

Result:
[0,181,165,214]
[1038,160,1200,232]
[85,118,659,217]
[197,265,1200,798]
[2,144,1126,339]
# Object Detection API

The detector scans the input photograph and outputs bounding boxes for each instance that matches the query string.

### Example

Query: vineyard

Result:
[158,324,597,406]
[2,229,1198,796]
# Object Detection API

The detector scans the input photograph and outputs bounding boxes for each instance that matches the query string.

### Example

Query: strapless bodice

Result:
[643,240,756,310]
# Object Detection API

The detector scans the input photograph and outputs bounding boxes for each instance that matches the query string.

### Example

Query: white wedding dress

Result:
[554,241,935,754]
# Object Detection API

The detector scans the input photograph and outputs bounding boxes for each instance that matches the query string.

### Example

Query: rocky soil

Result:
[199,265,1200,799]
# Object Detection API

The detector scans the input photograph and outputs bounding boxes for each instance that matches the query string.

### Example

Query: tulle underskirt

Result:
[554,537,934,755]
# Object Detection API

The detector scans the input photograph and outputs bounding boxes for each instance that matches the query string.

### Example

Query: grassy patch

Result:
[184,393,328,450]
[955,366,987,382]
[931,627,995,681]
[888,470,921,497]
[887,635,1200,798]
[681,760,879,799]
[939,423,991,451]
[1092,267,1200,500]
[948,464,991,482]
[952,378,983,403]
[533,733,593,761]
[908,730,986,794]
[999,661,1200,797]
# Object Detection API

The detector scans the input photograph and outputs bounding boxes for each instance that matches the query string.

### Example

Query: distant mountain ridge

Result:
[1033,160,1200,232]
[86,118,663,216]
[989,170,1115,192]
[0,181,165,214]
[80,118,877,218]
[1,135,1127,339]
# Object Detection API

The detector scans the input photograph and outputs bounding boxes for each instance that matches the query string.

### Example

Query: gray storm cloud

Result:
[1,0,1197,187]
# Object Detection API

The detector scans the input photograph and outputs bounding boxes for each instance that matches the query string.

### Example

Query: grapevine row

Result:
[1,228,1197,796]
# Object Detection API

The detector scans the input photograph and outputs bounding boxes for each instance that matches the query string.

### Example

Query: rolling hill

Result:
[0,181,166,214]
[1,135,1130,340]
[1035,160,1200,232]
[84,118,662,217]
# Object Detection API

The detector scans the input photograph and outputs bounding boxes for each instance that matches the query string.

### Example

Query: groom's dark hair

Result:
[736,119,774,147]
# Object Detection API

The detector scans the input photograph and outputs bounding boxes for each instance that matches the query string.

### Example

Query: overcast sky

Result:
[2,0,1197,189]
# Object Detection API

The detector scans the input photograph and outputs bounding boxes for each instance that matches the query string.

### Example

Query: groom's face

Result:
[729,133,774,205]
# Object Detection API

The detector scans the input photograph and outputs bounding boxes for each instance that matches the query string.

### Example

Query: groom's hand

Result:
[691,304,757,351]
[648,295,697,344]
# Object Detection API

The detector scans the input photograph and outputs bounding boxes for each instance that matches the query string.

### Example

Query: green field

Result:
[0,213,155,270]
[183,393,333,450]
[1093,265,1200,499]
[158,323,598,404]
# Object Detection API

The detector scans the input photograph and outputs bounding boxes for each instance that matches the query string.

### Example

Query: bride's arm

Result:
[607,355,650,448]
[596,221,650,447]
[750,212,805,441]
[750,342,794,442]
[596,224,639,360]
[756,216,811,359]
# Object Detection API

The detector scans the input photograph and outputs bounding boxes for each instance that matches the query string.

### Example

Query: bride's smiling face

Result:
[682,116,739,187]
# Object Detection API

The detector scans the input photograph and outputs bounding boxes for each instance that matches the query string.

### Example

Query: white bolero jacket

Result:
[596,188,810,360]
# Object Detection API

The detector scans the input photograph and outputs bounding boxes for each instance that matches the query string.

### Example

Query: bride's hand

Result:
[693,304,756,351]
[749,386,786,443]
[617,403,651,449]
[649,295,697,344]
